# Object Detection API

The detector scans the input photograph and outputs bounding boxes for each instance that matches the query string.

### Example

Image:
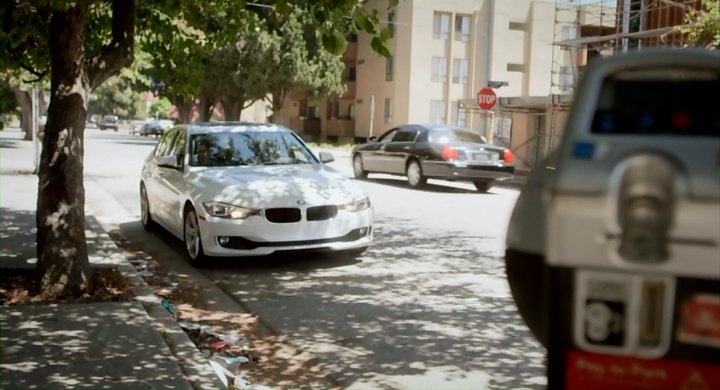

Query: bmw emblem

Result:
[297,200,306,205]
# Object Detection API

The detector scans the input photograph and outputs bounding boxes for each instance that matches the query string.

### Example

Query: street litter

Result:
[128,259,148,267]
[205,329,250,346]
[211,341,228,350]
[138,270,154,277]
[218,355,250,365]
[177,320,209,331]
[161,298,178,315]
[209,360,252,389]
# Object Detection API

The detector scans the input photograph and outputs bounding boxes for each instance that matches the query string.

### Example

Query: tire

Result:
[406,160,426,188]
[473,181,492,193]
[140,183,155,230]
[352,154,368,179]
[184,207,207,266]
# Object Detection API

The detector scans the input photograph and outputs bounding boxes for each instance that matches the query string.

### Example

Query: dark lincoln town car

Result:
[351,124,515,192]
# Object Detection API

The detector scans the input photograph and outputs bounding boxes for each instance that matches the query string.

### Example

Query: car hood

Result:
[189,164,367,208]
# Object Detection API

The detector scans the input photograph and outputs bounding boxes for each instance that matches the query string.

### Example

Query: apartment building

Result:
[277,0,573,147]
[278,0,702,170]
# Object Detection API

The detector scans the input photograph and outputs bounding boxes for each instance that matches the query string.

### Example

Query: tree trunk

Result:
[270,88,287,125]
[36,6,92,298]
[199,95,215,122]
[36,1,135,298]
[173,96,194,124]
[12,87,32,140]
[222,99,240,121]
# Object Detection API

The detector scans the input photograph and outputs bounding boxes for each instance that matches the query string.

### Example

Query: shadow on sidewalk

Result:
[1,208,128,270]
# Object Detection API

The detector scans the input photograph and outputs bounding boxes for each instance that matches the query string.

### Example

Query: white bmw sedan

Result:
[140,122,373,265]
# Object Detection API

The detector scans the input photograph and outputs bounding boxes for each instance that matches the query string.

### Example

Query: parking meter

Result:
[505,48,720,389]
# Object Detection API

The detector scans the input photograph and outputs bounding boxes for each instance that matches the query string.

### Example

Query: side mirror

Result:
[369,136,378,142]
[318,151,335,163]
[157,155,180,169]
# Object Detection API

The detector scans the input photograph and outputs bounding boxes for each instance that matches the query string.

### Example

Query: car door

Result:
[362,128,397,172]
[382,127,421,174]
[156,128,188,237]
[144,129,179,225]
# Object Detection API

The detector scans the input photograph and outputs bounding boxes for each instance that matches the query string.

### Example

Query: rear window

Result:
[428,128,487,144]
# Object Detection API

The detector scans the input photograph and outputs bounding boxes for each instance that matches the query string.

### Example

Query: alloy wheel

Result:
[407,161,425,187]
[140,184,153,230]
[184,209,202,260]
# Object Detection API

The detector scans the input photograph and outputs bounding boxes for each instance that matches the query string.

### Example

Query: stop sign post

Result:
[477,88,497,110]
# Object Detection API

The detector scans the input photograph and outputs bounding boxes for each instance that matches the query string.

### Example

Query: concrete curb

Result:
[84,191,225,390]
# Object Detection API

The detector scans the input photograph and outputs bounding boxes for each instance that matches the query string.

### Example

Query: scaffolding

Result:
[518,0,705,169]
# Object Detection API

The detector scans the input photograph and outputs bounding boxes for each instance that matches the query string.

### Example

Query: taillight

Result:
[503,148,514,164]
[442,145,460,161]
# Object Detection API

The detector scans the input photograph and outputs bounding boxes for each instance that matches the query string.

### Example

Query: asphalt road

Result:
[76,128,547,389]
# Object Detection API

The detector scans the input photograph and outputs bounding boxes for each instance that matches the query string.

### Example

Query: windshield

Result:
[189,131,317,167]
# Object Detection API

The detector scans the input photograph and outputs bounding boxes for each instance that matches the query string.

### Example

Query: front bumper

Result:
[199,208,373,257]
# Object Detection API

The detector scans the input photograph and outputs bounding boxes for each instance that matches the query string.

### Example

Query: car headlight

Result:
[202,201,259,219]
[339,197,371,212]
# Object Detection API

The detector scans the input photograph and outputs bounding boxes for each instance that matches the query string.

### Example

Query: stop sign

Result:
[477,88,497,110]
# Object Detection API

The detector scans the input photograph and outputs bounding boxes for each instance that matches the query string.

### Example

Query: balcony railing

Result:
[325,118,355,137]
[289,117,321,140]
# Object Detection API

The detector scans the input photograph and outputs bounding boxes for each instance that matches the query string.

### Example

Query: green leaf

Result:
[275,0,292,15]
[322,31,348,56]
[388,0,400,10]
[371,37,391,58]
[379,27,392,42]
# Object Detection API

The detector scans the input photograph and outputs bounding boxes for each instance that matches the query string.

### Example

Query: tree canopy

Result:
[0,0,398,298]
[678,0,720,50]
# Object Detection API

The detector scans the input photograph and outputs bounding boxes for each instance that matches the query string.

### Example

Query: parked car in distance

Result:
[141,120,165,136]
[98,114,120,131]
[351,124,515,192]
[140,122,374,265]
[141,119,175,137]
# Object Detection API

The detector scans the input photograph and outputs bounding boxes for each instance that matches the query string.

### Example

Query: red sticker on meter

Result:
[566,350,720,390]
[678,294,720,348]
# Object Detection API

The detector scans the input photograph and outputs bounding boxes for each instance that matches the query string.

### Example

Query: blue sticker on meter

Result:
[573,142,595,159]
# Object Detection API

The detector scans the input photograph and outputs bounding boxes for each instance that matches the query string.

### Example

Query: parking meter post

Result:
[505,48,720,390]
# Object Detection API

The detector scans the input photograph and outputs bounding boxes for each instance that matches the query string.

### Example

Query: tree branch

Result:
[86,0,137,90]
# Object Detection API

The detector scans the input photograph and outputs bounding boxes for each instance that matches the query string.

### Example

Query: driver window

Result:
[378,128,398,143]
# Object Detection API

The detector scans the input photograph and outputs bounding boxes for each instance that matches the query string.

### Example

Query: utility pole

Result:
[32,84,40,174]
[369,95,375,139]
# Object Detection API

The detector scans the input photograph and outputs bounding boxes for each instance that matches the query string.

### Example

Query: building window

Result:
[386,56,394,81]
[308,106,319,119]
[507,63,526,72]
[388,11,395,38]
[559,66,574,91]
[384,98,392,124]
[348,65,356,81]
[452,58,468,85]
[433,12,450,40]
[430,100,446,124]
[561,25,577,41]
[431,57,448,83]
[455,14,471,42]
[452,102,467,127]
[509,21,526,31]
[349,104,355,119]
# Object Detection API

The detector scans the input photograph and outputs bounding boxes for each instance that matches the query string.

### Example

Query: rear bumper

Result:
[423,160,515,182]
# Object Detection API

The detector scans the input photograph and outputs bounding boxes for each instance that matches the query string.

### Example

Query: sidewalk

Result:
[0,129,224,389]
